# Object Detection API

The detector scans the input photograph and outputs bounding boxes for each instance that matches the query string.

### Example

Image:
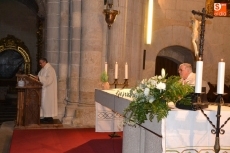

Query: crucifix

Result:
[191,8,213,60]
[192,8,230,153]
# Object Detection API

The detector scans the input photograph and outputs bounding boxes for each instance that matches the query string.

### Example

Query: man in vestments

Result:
[178,63,209,92]
[176,63,210,110]
[37,58,58,123]
[178,63,195,85]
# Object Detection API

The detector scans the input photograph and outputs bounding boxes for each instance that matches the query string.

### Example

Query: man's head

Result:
[178,63,192,80]
[39,58,48,68]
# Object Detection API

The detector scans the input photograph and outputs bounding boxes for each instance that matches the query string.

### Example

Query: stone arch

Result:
[157,45,195,66]
[157,45,195,70]
[153,26,193,56]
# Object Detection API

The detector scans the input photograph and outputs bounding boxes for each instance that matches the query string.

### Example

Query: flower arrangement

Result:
[116,69,194,126]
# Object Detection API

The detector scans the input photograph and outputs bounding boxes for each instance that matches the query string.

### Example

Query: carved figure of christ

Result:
[191,18,201,57]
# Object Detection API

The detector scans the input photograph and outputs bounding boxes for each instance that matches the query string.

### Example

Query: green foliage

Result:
[100,71,108,82]
[117,75,194,126]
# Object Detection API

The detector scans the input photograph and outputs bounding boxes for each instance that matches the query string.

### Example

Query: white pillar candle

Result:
[125,62,128,79]
[161,68,165,78]
[195,60,203,93]
[217,59,225,94]
[115,62,118,79]
[105,62,108,74]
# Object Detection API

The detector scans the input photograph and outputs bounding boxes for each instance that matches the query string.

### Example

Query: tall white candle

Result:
[125,62,128,79]
[105,62,108,74]
[115,62,118,79]
[195,60,203,93]
[217,59,225,94]
[161,68,165,78]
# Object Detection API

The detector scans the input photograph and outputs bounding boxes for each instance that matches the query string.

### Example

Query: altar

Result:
[95,89,230,153]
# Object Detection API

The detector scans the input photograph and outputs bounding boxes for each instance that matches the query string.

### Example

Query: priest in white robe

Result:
[178,63,209,92]
[37,58,58,122]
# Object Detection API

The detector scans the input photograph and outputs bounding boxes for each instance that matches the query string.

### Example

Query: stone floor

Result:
[0,121,14,153]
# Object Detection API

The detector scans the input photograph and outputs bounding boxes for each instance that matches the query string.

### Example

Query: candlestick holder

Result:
[192,93,201,103]
[110,79,128,89]
[192,92,208,110]
[194,93,230,153]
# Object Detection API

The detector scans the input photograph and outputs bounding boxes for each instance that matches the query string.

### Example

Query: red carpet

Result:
[10,128,122,153]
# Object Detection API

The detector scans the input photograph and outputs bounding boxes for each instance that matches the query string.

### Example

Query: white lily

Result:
[156,82,166,90]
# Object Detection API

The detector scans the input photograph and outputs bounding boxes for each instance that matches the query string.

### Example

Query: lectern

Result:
[16,74,42,127]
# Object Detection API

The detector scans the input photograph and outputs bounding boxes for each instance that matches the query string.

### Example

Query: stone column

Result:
[46,0,61,120]
[57,0,70,120]
[62,0,81,125]
[71,0,104,127]
[46,0,60,68]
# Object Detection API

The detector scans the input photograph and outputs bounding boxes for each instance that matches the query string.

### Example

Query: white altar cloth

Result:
[95,89,130,132]
[95,89,230,153]
[95,102,123,132]
[162,106,230,153]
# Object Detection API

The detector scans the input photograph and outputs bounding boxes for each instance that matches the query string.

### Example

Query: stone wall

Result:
[0,0,37,73]
[46,0,230,127]
[1,0,230,128]
[142,0,230,85]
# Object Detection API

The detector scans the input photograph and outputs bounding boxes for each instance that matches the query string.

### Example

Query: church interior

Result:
[1,0,230,152]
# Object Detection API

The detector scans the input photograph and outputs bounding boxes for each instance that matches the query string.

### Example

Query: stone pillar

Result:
[128,0,144,86]
[71,0,104,127]
[57,0,70,120]
[62,0,81,125]
[46,0,61,120]
[46,0,60,68]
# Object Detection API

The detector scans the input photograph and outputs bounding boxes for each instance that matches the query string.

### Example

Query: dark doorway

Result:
[155,56,180,78]
[156,45,195,77]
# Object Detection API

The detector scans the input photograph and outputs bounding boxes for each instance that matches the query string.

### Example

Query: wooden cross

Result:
[192,8,213,61]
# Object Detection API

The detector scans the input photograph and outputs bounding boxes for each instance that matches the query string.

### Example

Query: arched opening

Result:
[155,45,195,77]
